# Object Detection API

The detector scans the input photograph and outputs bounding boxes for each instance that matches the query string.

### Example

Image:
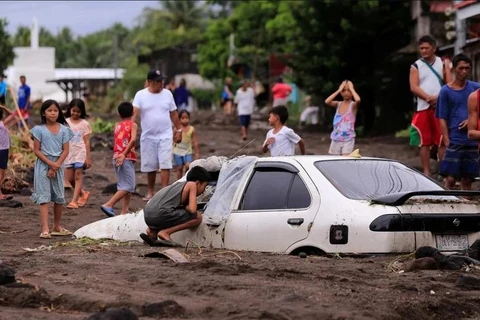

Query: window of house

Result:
[240,169,311,210]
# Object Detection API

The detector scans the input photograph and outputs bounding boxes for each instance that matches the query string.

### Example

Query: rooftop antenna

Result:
[31,17,39,49]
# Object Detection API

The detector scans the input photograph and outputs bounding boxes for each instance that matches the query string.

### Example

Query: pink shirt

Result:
[65,118,91,165]
[272,83,292,99]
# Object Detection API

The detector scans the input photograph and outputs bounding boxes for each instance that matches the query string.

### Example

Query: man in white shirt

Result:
[133,70,183,200]
[234,80,256,141]
[409,35,451,176]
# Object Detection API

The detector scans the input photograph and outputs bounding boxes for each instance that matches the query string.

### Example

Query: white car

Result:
[74,155,480,254]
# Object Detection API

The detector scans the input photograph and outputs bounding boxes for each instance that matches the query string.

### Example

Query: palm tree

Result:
[11,26,30,47]
[140,1,206,33]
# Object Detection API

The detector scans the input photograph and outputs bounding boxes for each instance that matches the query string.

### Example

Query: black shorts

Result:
[239,115,251,128]
[0,95,5,105]
[221,98,233,106]
[0,149,8,169]
[144,207,196,230]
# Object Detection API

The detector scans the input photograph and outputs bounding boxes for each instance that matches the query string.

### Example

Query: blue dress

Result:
[30,124,73,204]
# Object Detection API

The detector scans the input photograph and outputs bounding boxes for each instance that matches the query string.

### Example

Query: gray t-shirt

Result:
[144,181,187,218]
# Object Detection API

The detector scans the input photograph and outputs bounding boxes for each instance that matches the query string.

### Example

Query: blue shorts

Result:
[239,115,251,128]
[0,149,8,169]
[440,144,479,179]
[173,154,193,167]
[65,162,84,169]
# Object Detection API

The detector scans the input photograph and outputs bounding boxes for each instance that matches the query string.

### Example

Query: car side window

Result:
[287,174,311,208]
[241,169,311,210]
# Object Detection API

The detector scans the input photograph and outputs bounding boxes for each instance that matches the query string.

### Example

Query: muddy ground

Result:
[1,112,480,319]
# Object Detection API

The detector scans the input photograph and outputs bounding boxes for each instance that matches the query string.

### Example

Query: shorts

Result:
[239,115,251,128]
[173,154,193,166]
[65,162,84,169]
[144,207,196,231]
[329,139,355,155]
[222,98,233,106]
[439,144,479,180]
[114,159,136,193]
[273,98,288,107]
[0,95,5,105]
[140,138,173,172]
[411,109,442,146]
[0,149,8,169]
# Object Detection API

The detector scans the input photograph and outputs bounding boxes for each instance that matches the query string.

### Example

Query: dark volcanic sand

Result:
[1,113,480,319]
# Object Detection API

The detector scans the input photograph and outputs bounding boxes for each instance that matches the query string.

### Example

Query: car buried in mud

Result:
[74,155,480,254]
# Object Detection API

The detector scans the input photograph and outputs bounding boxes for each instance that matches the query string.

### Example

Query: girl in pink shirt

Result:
[64,99,92,209]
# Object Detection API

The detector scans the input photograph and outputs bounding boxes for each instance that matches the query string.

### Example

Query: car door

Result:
[224,160,320,252]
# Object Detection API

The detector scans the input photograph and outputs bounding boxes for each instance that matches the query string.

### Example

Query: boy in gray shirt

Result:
[140,166,210,246]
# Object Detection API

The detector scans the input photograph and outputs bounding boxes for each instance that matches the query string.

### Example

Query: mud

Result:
[1,112,480,319]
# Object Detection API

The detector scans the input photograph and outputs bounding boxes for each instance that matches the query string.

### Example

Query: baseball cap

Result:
[147,70,166,81]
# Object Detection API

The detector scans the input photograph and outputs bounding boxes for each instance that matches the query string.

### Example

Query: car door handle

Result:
[287,218,304,226]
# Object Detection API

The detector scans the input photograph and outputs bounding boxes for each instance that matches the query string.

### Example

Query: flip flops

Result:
[39,232,51,239]
[0,195,13,201]
[78,191,90,207]
[66,202,78,209]
[139,233,182,247]
[100,205,115,217]
[50,228,72,236]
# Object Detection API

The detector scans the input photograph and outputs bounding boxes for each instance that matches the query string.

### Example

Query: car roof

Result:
[256,155,392,164]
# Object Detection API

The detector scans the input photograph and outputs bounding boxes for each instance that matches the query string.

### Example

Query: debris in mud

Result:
[405,257,438,272]
[85,307,138,320]
[143,249,189,263]
[102,183,118,194]
[0,263,15,285]
[1,175,30,195]
[142,300,186,318]
[0,199,23,208]
[456,275,480,290]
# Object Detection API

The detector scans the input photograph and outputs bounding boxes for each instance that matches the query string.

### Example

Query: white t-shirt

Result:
[413,56,443,112]
[234,87,255,116]
[263,126,301,157]
[132,88,177,139]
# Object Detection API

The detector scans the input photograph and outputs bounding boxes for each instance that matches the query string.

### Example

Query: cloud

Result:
[2,1,159,36]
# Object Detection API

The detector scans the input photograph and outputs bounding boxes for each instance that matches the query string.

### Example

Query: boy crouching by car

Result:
[140,166,211,246]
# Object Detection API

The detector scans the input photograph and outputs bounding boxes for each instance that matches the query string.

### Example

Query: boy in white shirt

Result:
[234,80,256,141]
[262,105,306,156]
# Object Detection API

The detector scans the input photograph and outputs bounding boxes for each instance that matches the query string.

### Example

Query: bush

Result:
[91,118,115,134]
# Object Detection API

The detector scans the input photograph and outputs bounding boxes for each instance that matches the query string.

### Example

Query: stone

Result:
[85,308,138,320]
[0,264,16,285]
[142,300,186,318]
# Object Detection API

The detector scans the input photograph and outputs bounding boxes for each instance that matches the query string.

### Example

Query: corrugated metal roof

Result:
[454,0,477,9]
[51,68,125,80]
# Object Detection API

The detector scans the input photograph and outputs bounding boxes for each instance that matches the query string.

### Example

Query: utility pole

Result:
[113,34,119,86]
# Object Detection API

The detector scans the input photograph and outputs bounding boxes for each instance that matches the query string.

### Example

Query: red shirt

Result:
[272,83,292,99]
[114,120,136,161]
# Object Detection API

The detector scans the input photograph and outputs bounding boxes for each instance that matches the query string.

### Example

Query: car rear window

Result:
[314,159,443,200]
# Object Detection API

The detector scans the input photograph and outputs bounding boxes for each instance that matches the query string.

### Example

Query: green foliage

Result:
[0,19,14,71]
[91,118,115,134]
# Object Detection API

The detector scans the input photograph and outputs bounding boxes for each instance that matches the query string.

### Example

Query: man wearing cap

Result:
[133,70,183,200]
[0,73,8,107]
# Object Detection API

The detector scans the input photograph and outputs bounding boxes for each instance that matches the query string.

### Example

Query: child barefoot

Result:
[140,166,210,246]
[64,99,91,209]
[31,100,74,239]
[100,102,138,217]
[324,80,361,155]
[173,110,200,180]
[0,105,17,200]
[262,105,305,156]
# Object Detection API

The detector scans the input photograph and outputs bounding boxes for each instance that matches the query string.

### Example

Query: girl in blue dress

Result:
[31,100,74,239]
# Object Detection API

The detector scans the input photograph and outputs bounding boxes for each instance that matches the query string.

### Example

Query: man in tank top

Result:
[409,35,452,177]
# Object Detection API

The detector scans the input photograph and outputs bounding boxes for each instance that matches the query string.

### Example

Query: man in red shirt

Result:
[271,77,292,107]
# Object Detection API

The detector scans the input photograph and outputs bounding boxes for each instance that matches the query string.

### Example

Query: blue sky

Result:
[2,1,160,36]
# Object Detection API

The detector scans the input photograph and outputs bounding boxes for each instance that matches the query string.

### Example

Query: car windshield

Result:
[314,159,444,200]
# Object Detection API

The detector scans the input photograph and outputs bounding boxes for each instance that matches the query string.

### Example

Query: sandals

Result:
[39,232,51,239]
[100,205,115,217]
[66,202,79,209]
[50,228,72,236]
[139,233,182,247]
[78,191,90,207]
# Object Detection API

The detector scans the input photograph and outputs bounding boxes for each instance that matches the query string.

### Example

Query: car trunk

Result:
[371,201,480,251]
